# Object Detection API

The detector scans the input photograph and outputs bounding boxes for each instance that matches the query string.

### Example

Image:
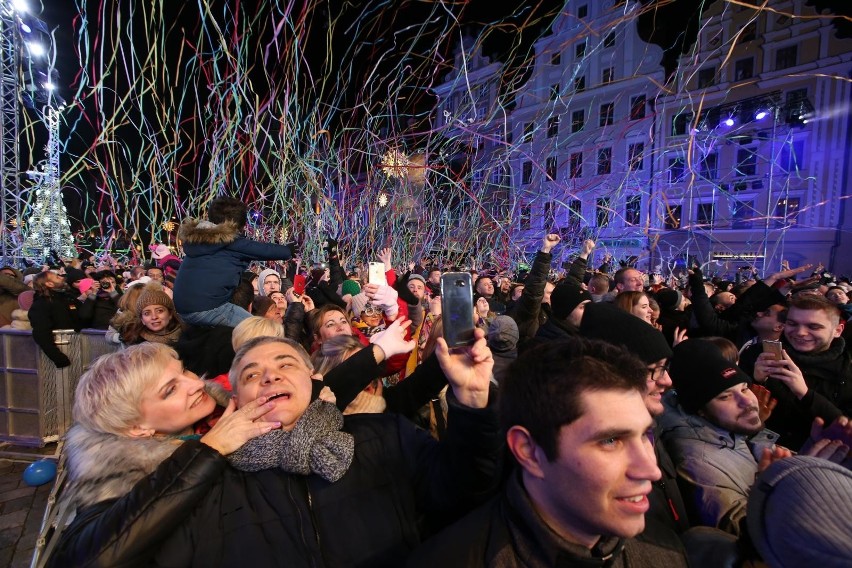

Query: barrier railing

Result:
[0,328,119,447]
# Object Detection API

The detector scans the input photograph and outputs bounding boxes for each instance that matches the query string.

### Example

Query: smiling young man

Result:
[409,338,687,567]
[751,294,852,450]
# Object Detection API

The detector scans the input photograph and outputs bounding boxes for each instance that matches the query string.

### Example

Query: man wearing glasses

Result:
[580,302,690,534]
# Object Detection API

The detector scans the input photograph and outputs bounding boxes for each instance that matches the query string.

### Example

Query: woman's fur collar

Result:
[178,218,240,245]
[64,425,182,509]
[64,380,230,509]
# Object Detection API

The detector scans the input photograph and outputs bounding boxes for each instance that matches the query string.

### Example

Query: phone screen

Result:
[440,272,475,348]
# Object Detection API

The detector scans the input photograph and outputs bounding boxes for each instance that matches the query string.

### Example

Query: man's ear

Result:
[127,425,155,438]
[506,425,548,480]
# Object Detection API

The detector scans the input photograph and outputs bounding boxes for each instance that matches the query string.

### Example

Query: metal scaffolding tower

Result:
[0,3,20,263]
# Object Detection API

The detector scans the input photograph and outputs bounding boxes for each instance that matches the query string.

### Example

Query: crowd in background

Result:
[3,198,851,566]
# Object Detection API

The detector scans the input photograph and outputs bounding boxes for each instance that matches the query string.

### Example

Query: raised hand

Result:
[436,327,493,409]
[370,317,415,361]
[749,383,778,423]
[200,397,281,455]
[364,283,399,318]
[541,233,561,254]
[377,247,393,273]
[580,239,595,258]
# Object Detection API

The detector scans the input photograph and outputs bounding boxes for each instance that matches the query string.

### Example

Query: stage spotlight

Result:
[13,0,29,14]
[723,117,735,127]
[20,22,31,33]
[754,110,768,120]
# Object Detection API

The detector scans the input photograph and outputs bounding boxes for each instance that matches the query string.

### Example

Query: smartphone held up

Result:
[440,272,475,348]
[762,340,783,360]
[368,262,387,286]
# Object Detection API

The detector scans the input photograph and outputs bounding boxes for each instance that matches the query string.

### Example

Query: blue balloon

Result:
[23,459,57,487]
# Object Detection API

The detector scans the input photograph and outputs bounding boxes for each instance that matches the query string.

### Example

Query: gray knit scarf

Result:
[227,399,354,482]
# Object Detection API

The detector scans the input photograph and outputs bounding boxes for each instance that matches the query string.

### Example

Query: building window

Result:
[551,52,561,65]
[550,83,560,100]
[700,153,719,180]
[522,122,534,143]
[774,197,800,226]
[630,95,646,120]
[546,156,558,180]
[571,109,585,132]
[570,152,583,178]
[599,102,614,127]
[736,148,757,177]
[697,202,715,227]
[664,205,682,230]
[543,201,555,229]
[603,31,616,48]
[776,45,797,70]
[671,112,693,136]
[628,142,644,171]
[520,204,532,230]
[668,157,686,182]
[575,41,587,59]
[732,200,754,228]
[568,199,582,229]
[574,75,586,92]
[626,195,641,226]
[472,169,484,188]
[597,147,612,175]
[547,116,559,138]
[577,4,588,18]
[779,139,805,173]
[734,57,754,81]
[602,67,614,84]
[522,160,533,185]
[697,67,716,88]
[741,22,756,42]
[596,198,612,227]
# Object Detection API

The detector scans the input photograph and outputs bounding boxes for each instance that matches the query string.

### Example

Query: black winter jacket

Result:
[408,471,688,568]
[50,401,502,568]
[742,336,852,450]
[29,291,90,366]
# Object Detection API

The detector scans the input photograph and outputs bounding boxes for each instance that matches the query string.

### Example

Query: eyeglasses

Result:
[647,362,670,382]
[362,304,381,316]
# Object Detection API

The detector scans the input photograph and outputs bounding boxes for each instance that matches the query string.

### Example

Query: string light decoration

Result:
[22,106,75,259]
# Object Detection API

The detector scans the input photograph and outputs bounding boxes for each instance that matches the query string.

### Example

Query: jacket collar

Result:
[502,471,625,567]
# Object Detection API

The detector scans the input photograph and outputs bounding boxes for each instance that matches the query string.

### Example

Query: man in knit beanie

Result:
[747,455,852,567]
[532,279,591,342]
[658,339,779,536]
[579,302,690,534]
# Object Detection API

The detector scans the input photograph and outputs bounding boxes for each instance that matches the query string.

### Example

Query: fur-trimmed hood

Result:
[178,218,240,247]
[64,380,232,509]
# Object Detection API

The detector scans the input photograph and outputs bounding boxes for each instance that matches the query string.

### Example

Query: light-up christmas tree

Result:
[22,105,75,260]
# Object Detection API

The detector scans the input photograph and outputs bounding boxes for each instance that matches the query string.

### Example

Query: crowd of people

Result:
[2,195,851,566]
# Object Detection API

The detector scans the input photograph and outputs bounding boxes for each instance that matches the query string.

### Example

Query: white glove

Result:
[370,318,414,359]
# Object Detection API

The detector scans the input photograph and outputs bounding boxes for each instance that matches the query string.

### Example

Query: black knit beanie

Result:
[579,302,672,364]
[668,339,752,413]
[550,281,592,320]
